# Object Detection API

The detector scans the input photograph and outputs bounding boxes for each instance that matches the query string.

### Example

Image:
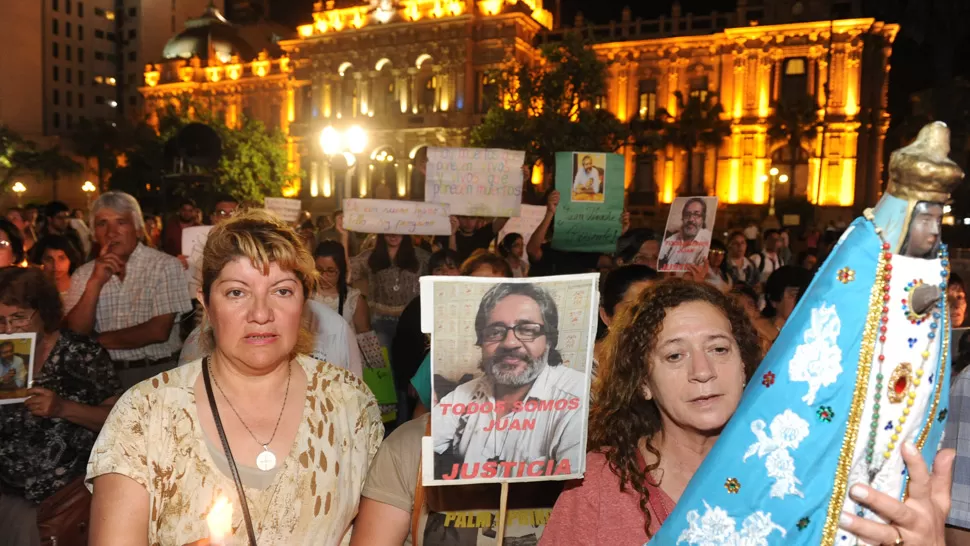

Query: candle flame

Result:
[207,496,233,541]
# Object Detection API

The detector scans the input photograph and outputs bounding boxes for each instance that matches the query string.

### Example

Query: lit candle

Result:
[206,496,233,546]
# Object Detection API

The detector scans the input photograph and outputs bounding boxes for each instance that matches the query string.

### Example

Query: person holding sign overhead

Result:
[440,215,510,264]
[657,197,714,271]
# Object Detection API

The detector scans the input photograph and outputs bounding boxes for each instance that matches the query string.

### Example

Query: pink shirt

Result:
[540,451,675,546]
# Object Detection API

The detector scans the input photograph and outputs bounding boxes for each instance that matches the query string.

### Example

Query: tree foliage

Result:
[470,34,628,169]
[657,91,731,195]
[0,125,80,194]
[108,97,294,208]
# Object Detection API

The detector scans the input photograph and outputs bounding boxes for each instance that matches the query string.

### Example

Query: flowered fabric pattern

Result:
[86,355,383,546]
[0,330,121,502]
[675,501,786,545]
[743,410,810,499]
[788,303,842,405]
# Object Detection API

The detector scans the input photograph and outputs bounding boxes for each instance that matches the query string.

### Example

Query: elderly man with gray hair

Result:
[64,192,192,388]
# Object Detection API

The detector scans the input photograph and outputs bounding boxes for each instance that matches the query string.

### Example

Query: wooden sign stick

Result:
[496,480,509,546]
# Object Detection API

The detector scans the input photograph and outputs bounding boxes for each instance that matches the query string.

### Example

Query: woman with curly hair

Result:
[541,278,952,545]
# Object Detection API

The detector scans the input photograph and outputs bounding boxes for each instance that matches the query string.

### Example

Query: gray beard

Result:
[482,349,548,387]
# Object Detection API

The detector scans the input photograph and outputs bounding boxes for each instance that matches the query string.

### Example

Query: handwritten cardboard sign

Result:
[182,225,213,299]
[264,197,302,223]
[551,152,625,253]
[343,199,452,236]
[419,274,599,485]
[498,204,547,248]
[425,147,525,217]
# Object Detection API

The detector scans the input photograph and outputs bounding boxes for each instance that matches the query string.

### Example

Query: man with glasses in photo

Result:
[0,340,27,390]
[658,197,713,269]
[433,283,585,478]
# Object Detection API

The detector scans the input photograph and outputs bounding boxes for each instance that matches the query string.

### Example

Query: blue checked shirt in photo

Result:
[944,365,970,529]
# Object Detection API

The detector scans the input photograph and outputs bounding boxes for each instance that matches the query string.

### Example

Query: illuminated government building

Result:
[141,0,897,214]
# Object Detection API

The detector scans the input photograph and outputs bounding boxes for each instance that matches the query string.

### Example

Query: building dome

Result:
[162,4,256,63]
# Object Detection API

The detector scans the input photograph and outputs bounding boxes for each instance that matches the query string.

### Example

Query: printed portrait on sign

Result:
[570,153,607,203]
[657,196,719,272]
[0,333,36,403]
[424,275,598,485]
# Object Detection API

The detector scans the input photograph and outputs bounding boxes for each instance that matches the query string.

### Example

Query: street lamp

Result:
[82,180,97,205]
[764,167,786,217]
[11,181,26,205]
[319,125,369,204]
[346,125,367,154]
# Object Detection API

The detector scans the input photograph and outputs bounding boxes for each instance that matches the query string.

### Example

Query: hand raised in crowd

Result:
[621,211,631,234]
[449,215,460,235]
[838,443,955,546]
[89,245,125,287]
[24,387,64,419]
[546,190,561,214]
[335,213,348,238]
[683,262,709,282]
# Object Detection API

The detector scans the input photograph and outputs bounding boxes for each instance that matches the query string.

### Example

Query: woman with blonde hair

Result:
[87,210,383,545]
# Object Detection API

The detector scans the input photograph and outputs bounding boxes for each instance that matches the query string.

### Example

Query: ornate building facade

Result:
[141,0,897,213]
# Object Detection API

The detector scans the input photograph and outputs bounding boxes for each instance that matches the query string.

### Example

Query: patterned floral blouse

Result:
[86,355,383,546]
[0,330,121,503]
[350,249,429,318]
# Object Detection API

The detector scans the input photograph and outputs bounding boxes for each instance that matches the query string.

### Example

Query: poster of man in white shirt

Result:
[422,275,598,485]
[657,196,718,272]
[0,334,35,403]
[571,153,606,203]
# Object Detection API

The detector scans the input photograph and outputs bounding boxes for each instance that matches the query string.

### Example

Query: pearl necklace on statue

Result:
[859,210,948,515]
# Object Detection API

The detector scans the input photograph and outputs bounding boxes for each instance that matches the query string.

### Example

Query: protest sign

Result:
[498,204,547,249]
[657,196,719,272]
[551,152,625,253]
[0,332,36,404]
[343,198,452,236]
[426,147,525,217]
[264,197,302,223]
[182,225,213,298]
[419,274,598,485]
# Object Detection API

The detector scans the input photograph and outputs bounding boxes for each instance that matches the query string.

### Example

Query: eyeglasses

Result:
[214,209,235,217]
[0,240,10,249]
[0,310,35,331]
[481,322,547,343]
[709,249,725,256]
[683,211,705,219]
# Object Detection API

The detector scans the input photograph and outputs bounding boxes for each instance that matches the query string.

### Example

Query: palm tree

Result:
[71,118,119,192]
[657,91,731,196]
[767,93,824,198]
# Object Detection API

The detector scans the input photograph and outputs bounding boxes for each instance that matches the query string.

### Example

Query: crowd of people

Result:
[0,188,966,545]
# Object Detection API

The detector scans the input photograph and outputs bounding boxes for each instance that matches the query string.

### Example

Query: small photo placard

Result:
[0,332,36,404]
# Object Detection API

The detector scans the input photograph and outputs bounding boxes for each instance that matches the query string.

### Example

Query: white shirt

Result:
[177,300,363,377]
[572,166,603,194]
[433,364,585,474]
[65,243,192,361]
[658,228,713,270]
[0,355,27,388]
[750,251,783,277]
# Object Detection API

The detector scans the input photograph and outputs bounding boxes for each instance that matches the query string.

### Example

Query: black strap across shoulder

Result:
[203,358,258,545]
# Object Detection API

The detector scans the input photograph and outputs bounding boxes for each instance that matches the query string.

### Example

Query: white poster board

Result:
[498,204,547,248]
[0,332,36,405]
[419,274,598,485]
[425,147,525,217]
[343,199,452,236]
[264,197,302,223]
[182,225,213,299]
[657,196,719,272]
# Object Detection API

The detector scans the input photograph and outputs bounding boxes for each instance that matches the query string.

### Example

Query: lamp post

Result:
[81,180,97,206]
[764,167,785,217]
[318,125,368,205]
[11,181,26,206]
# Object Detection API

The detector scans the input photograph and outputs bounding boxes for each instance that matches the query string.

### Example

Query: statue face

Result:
[901,201,943,258]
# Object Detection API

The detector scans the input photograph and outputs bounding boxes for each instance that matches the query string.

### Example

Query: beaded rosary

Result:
[858,211,948,516]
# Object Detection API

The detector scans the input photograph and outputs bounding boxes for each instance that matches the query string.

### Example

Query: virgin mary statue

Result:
[651,121,964,545]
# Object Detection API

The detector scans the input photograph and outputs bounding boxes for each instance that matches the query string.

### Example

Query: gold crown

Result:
[886,121,964,203]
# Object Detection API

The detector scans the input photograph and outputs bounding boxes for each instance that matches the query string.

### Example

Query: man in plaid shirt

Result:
[945,364,970,544]
[65,192,192,388]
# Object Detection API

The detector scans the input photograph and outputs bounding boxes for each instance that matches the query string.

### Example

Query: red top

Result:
[540,451,675,546]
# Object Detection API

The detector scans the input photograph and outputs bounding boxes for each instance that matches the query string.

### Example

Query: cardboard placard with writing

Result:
[0,333,36,405]
[657,196,719,272]
[498,204,547,251]
[263,197,303,223]
[419,274,598,485]
[343,199,452,236]
[182,225,213,299]
[551,152,625,253]
[425,147,525,217]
